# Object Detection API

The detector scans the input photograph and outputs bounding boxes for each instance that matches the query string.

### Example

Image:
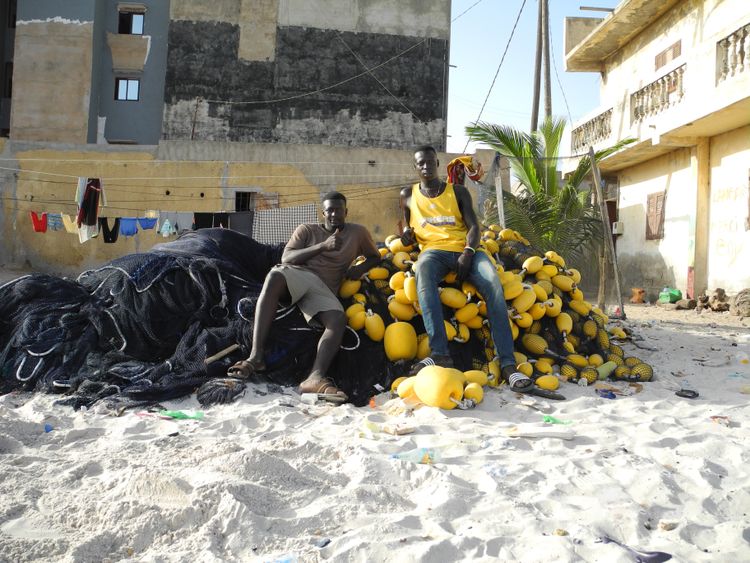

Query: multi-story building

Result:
[0,0,453,272]
[564,0,750,298]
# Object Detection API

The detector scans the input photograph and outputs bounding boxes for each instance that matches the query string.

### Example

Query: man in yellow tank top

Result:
[399,146,533,392]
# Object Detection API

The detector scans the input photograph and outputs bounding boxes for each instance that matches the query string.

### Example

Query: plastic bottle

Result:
[391,447,442,464]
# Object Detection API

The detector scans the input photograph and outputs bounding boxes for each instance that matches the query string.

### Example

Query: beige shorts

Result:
[273,264,343,322]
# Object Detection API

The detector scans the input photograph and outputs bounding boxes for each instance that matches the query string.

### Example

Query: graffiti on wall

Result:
[710,183,750,263]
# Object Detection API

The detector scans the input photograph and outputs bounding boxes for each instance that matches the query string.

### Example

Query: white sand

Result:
[1,304,750,562]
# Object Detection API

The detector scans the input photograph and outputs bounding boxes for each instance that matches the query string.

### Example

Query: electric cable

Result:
[336,32,424,123]
[550,18,573,124]
[202,39,428,106]
[452,0,486,22]
[462,0,528,153]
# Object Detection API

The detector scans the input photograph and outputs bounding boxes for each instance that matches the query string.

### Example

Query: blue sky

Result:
[447,0,621,153]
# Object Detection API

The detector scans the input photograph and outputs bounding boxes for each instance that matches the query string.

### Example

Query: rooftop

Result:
[565,0,683,72]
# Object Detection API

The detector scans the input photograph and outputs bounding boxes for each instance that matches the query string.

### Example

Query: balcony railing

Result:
[717,22,750,83]
[571,108,612,154]
[630,63,686,124]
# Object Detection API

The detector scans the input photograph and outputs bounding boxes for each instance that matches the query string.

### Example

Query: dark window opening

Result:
[235,191,256,212]
[646,191,665,240]
[115,78,140,101]
[118,12,144,35]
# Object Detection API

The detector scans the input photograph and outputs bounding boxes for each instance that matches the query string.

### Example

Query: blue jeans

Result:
[414,249,516,370]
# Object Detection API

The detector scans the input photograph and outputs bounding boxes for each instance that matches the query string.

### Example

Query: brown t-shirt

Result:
[283,223,378,293]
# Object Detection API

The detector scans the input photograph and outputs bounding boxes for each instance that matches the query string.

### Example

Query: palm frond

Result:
[467,118,631,265]
[535,117,567,198]
[466,122,540,193]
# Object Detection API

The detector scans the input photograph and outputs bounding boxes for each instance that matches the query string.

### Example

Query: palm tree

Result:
[466,116,634,266]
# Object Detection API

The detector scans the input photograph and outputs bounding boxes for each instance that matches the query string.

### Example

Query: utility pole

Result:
[529,0,543,132]
[542,0,551,118]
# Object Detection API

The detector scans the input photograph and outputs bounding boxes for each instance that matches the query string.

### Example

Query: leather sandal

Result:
[227,358,265,378]
[299,376,348,404]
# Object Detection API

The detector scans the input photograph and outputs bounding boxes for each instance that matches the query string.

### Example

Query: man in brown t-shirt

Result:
[228,192,381,402]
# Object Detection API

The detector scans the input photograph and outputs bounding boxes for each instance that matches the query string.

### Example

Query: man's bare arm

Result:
[399,186,417,245]
[454,185,481,250]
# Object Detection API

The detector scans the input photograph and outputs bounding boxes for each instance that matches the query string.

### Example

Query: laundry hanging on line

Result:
[29,211,48,233]
[75,177,107,228]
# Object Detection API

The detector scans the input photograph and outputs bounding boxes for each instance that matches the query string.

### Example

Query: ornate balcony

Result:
[630,64,686,124]
[571,108,612,154]
[717,22,750,83]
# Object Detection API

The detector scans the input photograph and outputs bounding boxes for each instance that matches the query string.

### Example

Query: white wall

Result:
[707,125,750,293]
[615,148,694,297]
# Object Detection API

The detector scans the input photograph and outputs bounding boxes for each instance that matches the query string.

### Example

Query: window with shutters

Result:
[646,192,665,240]
[655,40,681,71]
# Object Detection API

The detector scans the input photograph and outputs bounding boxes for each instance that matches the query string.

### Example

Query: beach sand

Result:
[1,284,749,562]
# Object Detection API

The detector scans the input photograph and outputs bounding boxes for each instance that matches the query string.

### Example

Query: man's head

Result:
[413,145,439,182]
[321,191,347,231]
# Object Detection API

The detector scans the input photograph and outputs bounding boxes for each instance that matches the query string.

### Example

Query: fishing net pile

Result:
[0,225,653,412]
[0,229,391,410]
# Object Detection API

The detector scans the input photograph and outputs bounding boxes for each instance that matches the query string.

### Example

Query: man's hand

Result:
[400,227,417,247]
[456,250,474,282]
[321,230,343,252]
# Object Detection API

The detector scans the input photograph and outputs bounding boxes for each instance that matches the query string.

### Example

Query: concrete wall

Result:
[707,125,750,293]
[171,0,450,39]
[277,0,450,39]
[12,2,96,143]
[615,148,694,300]
[12,0,169,145]
[163,0,450,150]
[564,17,603,56]
[0,140,472,274]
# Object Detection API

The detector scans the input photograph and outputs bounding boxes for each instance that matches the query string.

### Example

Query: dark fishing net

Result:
[0,230,408,409]
[0,229,501,410]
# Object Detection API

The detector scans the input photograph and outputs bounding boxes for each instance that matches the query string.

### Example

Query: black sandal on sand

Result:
[506,369,566,401]
[408,355,454,376]
[227,358,265,378]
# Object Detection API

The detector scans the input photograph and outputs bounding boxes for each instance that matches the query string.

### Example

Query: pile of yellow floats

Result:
[339,226,653,410]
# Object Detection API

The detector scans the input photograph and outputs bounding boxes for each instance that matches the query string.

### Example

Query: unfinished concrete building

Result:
[0,0,452,272]
[9,0,448,149]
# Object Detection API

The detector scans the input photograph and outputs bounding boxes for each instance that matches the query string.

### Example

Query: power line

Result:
[549,22,573,124]
[3,188,404,212]
[462,0,528,153]
[203,38,428,106]
[335,32,424,123]
[3,166,416,181]
[452,0,486,22]
[0,157,416,166]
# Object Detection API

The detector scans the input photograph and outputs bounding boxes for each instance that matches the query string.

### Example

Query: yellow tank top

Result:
[409,182,467,252]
